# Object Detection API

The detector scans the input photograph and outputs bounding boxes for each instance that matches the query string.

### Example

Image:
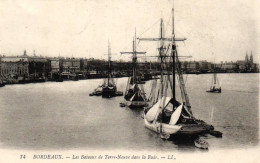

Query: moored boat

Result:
[90,41,123,98]
[121,35,147,108]
[102,83,117,98]
[194,138,209,149]
[206,63,221,93]
[139,3,216,139]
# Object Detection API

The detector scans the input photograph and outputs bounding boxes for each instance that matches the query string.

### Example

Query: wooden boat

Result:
[206,65,221,93]
[144,97,211,136]
[121,35,147,108]
[139,4,215,139]
[194,138,209,149]
[120,102,126,107]
[124,80,147,108]
[90,42,122,98]
[101,42,118,98]
[102,84,117,98]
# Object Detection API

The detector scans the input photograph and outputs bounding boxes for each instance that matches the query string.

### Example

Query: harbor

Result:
[0,52,259,86]
[0,73,258,150]
[0,0,259,162]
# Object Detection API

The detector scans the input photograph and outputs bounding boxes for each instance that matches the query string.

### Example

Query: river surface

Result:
[0,73,258,151]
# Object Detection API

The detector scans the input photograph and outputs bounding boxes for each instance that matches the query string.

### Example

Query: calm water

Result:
[0,73,258,151]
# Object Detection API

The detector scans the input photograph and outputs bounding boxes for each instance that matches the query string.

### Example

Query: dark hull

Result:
[91,91,102,96]
[18,78,46,84]
[176,124,209,135]
[56,78,64,82]
[102,86,117,98]
[206,89,221,93]
[126,100,147,109]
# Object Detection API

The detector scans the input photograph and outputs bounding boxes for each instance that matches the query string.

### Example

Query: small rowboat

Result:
[120,102,126,107]
[194,138,209,149]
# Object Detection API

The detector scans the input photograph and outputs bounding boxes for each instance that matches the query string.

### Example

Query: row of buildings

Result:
[0,50,259,84]
[181,52,259,73]
[0,51,88,83]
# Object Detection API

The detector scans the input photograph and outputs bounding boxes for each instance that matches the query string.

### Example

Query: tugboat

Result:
[139,4,218,139]
[121,33,147,108]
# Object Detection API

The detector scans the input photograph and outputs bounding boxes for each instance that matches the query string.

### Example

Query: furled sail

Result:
[146,96,171,122]
[169,104,183,125]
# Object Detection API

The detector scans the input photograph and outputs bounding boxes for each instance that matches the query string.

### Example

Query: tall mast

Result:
[138,17,186,100]
[121,30,146,85]
[214,73,216,84]
[133,37,137,84]
[105,40,112,85]
[171,7,176,100]
[137,2,192,113]
[172,5,192,111]
[133,29,138,84]
[159,18,165,99]
[213,63,216,85]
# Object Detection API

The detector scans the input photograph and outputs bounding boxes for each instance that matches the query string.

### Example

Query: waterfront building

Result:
[222,62,237,72]
[186,61,199,72]
[79,58,88,78]
[61,58,80,73]
[0,52,29,79]
[236,51,255,72]
[62,59,72,73]
[49,58,60,79]
[236,60,247,71]
[198,60,211,73]
[28,56,50,79]
[50,58,60,72]
[71,58,81,73]
[208,63,213,71]
[80,59,88,71]
[60,58,81,79]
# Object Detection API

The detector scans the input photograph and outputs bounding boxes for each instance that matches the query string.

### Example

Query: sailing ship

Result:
[206,66,221,93]
[90,42,123,98]
[121,34,147,108]
[140,5,216,139]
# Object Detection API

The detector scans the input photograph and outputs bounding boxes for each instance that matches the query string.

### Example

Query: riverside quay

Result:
[0,50,259,85]
[0,50,89,84]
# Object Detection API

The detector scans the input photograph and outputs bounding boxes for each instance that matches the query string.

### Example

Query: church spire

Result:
[250,50,253,64]
[245,51,248,62]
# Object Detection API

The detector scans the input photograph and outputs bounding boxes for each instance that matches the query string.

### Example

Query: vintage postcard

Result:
[0,0,259,162]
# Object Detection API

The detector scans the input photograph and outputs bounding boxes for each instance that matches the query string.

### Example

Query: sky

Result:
[0,0,259,63]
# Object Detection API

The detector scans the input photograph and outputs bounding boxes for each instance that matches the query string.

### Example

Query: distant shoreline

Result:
[1,72,258,87]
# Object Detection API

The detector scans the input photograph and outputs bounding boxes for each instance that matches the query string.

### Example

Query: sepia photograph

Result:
[0,0,259,162]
